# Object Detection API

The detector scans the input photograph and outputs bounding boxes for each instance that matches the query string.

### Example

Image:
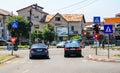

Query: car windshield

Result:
[65,42,80,48]
[31,43,46,49]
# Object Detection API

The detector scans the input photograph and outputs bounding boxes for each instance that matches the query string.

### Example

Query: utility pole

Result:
[68,22,70,40]
[29,9,33,46]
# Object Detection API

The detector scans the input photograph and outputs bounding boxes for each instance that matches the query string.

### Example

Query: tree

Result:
[42,24,55,43]
[31,29,43,43]
[71,35,81,40]
[6,16,29,41]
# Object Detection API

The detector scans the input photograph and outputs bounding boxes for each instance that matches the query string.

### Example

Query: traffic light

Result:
[13,43,18,51]
[11,29,15,37]
[94,34,99,39]
[93,24,99,33]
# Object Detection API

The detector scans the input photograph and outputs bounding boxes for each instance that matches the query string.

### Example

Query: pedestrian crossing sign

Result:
[104,25,113,34]
[93,16,100,24]
[11,22,18,28]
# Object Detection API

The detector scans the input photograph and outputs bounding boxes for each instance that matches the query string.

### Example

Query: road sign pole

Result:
[96,45,98,55]
[108,34,110,59]
[93,16,100,55]
[11,43,14,55]
[94,39,98,55]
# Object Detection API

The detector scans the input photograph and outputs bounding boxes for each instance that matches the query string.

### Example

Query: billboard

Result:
[56,26,68,36]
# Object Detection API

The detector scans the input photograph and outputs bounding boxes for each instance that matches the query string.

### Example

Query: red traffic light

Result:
[94,34,99,39]
[10,37,17,44]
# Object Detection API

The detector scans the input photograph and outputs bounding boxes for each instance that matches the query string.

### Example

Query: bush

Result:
[18,45,29,49]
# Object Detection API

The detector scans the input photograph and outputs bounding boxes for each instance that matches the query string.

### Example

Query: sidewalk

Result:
[0,49,17,64]
[85,46,120,62]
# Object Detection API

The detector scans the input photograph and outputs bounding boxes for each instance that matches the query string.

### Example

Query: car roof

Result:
[31,43,46,48]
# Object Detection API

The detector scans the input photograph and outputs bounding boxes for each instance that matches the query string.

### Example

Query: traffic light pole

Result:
[95,39,98,55]
[93,24,100,55]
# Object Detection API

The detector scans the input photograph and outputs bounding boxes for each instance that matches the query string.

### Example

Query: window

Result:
[71,26,74,31]
[34,25,39,29]
[55,17,61,21]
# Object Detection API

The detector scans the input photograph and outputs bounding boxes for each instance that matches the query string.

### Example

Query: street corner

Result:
[0,55,18,64]
[87,54,120,63]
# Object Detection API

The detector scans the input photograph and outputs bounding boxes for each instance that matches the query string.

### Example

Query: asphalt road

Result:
[0,47,120,73]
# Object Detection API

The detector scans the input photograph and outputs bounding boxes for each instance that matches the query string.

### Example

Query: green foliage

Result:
[114,54,120,57]
[42,24,55,43]
[18,45,29,49]
[31,29,43,43]
[5,16,29,38]
[71,35,81,40]
[31,24,55,43]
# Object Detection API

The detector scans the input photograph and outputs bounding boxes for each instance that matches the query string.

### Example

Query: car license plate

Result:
[37,49,42,51]
[70,48,75,50]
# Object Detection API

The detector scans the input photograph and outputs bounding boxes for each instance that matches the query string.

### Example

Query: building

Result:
[17,3,48,31]
[17,4,86,41]
[45,13,85,41]
[0,9,11,41]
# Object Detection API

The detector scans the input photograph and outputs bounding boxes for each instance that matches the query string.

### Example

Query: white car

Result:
[56,41,66,48]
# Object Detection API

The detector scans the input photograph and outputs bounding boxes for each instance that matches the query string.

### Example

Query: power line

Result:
[50,0,89,12]
[62,0,99,13]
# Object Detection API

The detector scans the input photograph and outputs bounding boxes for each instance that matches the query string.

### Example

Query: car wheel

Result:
[46,55,49,59]
[64,54,68,57]
[29,54,33,59]
[29,56,33,59]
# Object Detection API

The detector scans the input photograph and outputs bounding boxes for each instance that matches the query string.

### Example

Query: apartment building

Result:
[0,9,11,41]
[17,4,48,31]
[45,13,85,41]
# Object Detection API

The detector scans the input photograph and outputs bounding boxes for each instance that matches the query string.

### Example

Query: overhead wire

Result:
[67,0,99,13]
[49,0,89,12]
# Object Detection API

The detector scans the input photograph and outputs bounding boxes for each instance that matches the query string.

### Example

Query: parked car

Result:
[50,41,56,46]
[29,43,49,59]
[56,41,66,48]
[64,41,82,57]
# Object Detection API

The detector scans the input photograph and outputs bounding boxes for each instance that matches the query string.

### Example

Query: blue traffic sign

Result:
[104,25,113,34]
[93,17,100,24]
[11,22,18,28]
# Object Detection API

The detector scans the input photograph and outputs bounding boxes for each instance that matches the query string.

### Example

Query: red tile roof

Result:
[45,13,84,22]
[45,14,55,22]
[62,14,84,22]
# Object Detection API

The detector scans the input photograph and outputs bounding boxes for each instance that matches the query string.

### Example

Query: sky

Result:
[0,0,120,22]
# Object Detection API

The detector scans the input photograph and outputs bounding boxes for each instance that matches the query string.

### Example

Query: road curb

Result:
[87,55,120,63]
[0,56,17,64]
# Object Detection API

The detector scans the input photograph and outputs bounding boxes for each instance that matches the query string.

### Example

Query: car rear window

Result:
[31,43,46,49]
[65,42,80,48]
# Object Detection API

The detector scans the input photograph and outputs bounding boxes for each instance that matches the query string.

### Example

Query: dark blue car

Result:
[29,43,49,59]
[64,41,82,57]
